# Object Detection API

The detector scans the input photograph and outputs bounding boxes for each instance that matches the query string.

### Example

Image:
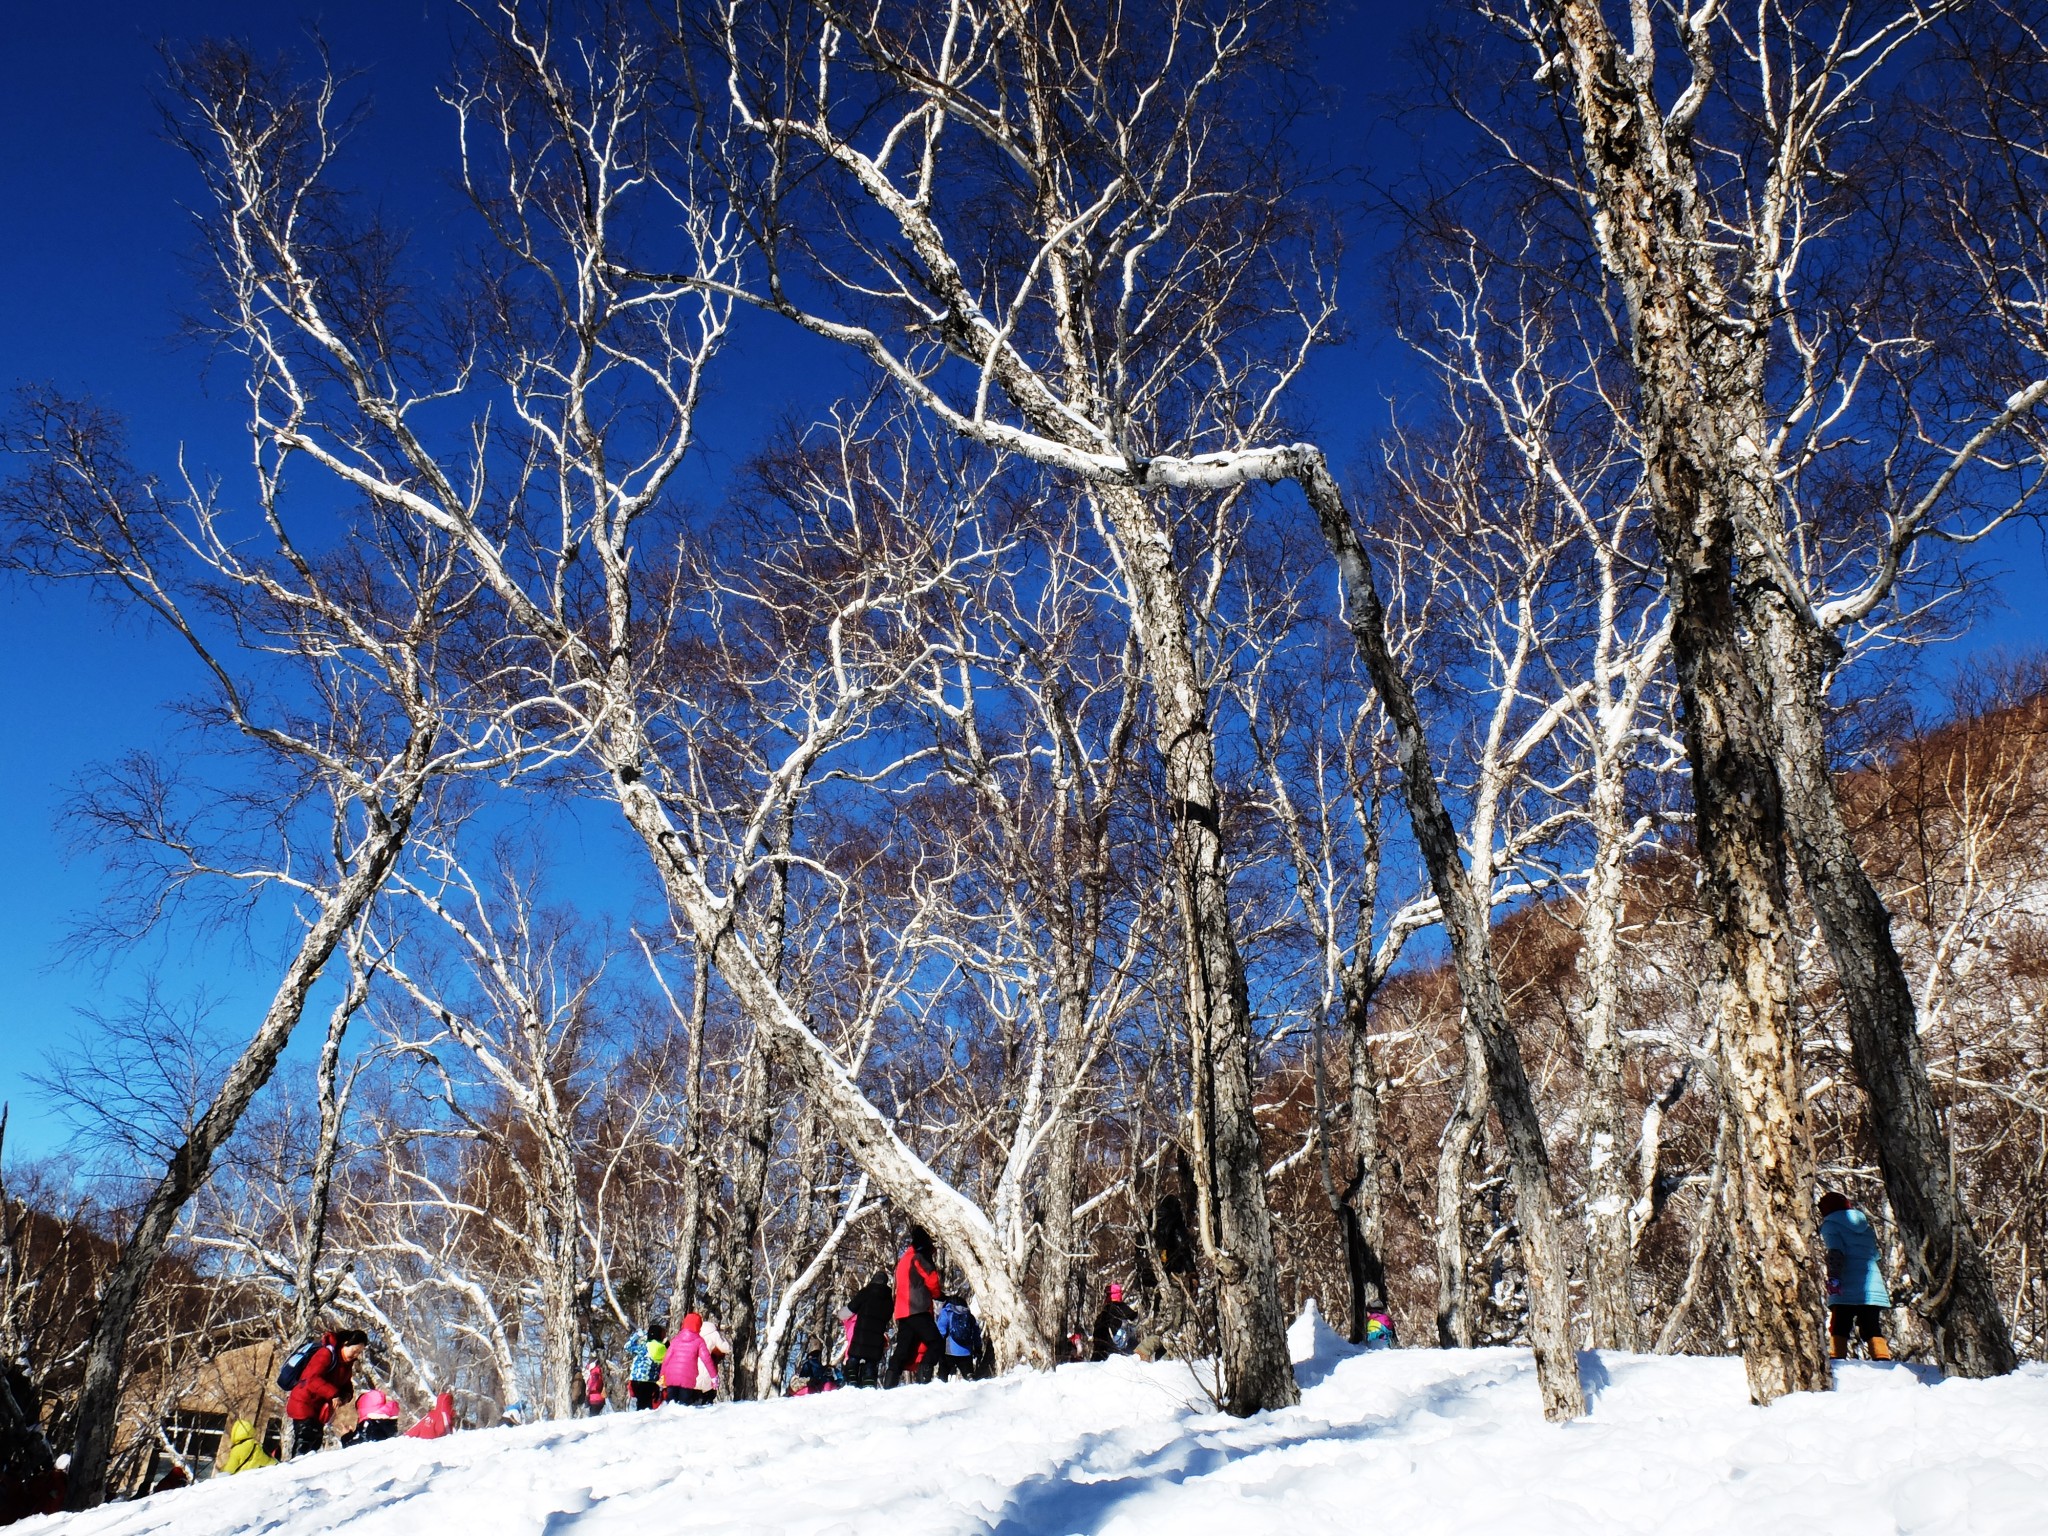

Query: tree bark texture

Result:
[1539,0,1831,1403]
[1579,764,1638,1352]
[1740,585,2017,1377]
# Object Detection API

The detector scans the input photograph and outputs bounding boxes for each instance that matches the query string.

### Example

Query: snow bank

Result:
[30,1320,2048,1535]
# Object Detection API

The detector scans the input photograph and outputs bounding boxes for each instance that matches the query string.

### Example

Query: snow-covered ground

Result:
[31,1309,2048,1535]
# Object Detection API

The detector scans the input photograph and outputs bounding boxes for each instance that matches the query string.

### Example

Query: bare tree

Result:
[1490,0,2045,1389]
[0,372,493,1502]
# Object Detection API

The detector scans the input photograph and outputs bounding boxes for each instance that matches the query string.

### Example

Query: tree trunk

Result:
[1741,588,2017,1377]
[717,1037,774,1399]
[1538,0,1831,1404]
[1089,482,1297,1415]
[609,774,1049,1371]
[1032,1111,1086,1351]
[1298,461,1584,1420]
[536,1180,582,1422]
[67,802,420,1509]
[670,953,709,1325]
[1579,768,1637,1352]
[291,952,371,1345]
[1646,454,1828,1404]
[1435,1067,1486,1350]
[1342,984,1390,1337]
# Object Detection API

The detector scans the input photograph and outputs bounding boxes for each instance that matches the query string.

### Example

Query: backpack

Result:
[276,1339,323,1391]
[941,1304,982,1355]
[906,1249,932,1312]
[1110,1318,1139,1354]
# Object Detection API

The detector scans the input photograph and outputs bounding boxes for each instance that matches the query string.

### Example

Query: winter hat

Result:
[1108,1283,1124,1302]
[682,1312,703,1333]
[1818,1191,1852,1217]
[357,1390,400,1419]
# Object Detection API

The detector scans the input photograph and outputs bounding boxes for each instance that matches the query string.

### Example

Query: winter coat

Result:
[1091,1300,1138,1361]
[585,1363,606,1404]
[935,1301,980,1357]
[661,1325,720,1393]
[404,1391,456,1440]
[626,1330,655,1383]
[1821,1207,1892,1308]
[894,1244,941,1320]
[847,1279,893,1360]
[286,1335,355,1422]
[218,1420,275,1474]
[647,1336,668,1369]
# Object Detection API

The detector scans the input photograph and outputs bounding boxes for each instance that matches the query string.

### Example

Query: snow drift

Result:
[30,1308,2048,1535]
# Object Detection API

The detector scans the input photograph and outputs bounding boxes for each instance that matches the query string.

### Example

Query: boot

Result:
[1829,1336,1846,1360]
[1870,1337,1891,1361]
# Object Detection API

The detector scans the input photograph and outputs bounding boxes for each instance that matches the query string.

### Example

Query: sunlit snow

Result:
[29,1307,2048,1535]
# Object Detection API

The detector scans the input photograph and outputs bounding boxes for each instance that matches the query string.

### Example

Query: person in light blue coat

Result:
[1819,1191,1892,1360]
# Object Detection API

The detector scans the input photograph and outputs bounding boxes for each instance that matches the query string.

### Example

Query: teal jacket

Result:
[1821,1207,1891,1308]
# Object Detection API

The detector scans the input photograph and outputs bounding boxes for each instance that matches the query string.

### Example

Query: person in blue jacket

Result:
[1819,1191,1892,1360]
[933,1295,982,1382]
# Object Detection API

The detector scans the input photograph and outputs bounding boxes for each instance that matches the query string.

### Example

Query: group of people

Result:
[135,1189,1907,1501]
[270,1329,457,1469]
[619,1312,732,1409]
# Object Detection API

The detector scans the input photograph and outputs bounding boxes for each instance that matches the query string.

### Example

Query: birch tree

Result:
[1494,0,2040,1388]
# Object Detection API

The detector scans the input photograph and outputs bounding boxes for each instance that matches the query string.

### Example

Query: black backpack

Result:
[276,1339,323,1391]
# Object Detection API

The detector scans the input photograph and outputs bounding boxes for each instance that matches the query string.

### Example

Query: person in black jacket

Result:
[843,1270,893,1388]
[1091,1284,1139,1361]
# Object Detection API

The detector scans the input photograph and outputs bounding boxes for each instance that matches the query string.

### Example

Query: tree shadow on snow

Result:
[982,1361,1543,1536]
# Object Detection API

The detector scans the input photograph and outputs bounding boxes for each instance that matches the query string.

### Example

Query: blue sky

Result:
[2,1,2042,1164]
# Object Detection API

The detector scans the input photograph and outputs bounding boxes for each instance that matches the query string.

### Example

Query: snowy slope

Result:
[29,1309,2048,1536]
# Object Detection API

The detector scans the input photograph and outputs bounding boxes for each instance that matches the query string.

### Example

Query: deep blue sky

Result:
[1,2,2042,1163]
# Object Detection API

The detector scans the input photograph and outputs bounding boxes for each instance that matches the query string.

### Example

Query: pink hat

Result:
[1108,1283,1124,1302]
[357,1390,400,1419]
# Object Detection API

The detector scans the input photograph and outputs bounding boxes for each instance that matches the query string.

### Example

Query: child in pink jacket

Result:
[660,1313,724,1405]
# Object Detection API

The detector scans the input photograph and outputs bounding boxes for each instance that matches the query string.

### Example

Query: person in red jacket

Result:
[286,1329,367,1458]
[883,1227,944,1388]
[403,1391,456,1440]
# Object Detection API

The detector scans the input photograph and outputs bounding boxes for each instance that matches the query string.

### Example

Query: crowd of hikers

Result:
[0,1191,1903,1517]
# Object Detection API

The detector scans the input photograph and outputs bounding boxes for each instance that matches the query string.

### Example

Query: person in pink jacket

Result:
[659,1313,724,1405]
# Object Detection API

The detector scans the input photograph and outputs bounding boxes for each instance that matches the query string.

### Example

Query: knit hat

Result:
[682,1312,703,1333]
[356,1389,400,1419]
[1108,1283,1124,1302]
[1818,1191,1852,1217]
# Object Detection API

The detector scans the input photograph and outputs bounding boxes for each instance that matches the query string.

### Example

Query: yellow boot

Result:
[1871,1337,1891,1361]
[1829,1335,1846,1360]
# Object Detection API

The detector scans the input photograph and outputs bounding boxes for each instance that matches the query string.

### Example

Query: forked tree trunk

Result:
[1298,462,1584,1420]
[609,772,1049,1370]
[1740,586,2017,1378]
